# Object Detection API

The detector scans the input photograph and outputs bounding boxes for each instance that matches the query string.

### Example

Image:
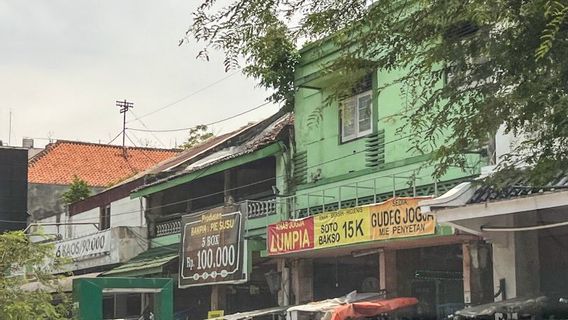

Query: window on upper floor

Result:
[100,205,111,230]
[340,90,373,143]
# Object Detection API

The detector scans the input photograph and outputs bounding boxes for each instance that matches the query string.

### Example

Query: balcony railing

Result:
[155,219,181,237]
[258,175,469,220]
[153,198,277,237]
[245,199,277,219]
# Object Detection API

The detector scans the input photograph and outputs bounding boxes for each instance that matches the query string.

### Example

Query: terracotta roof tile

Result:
[28,140,180,187]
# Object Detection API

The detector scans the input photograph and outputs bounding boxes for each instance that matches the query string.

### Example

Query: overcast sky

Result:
[0,0,279,149]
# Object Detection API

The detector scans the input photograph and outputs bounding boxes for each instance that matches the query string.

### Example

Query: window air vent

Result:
[365,130,385,168]
[293,150,308,185]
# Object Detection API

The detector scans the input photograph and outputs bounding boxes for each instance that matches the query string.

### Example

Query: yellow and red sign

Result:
[267,197,435,255]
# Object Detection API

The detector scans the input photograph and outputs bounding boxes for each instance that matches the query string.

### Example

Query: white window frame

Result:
[340,90,373,143]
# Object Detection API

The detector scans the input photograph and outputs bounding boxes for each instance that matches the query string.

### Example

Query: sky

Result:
[0,0,279,149]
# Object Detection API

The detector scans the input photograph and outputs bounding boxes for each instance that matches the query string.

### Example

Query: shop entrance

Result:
[73,278,173,320]
[313,254,379,300]
[397,245,464,320]
[539,226,568,295]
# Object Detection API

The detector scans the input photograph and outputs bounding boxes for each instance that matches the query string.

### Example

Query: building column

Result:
[491,214,540,300]
[463,243,472,305]
[463,241,493,305]
[210,285,227,310]
[379,249,397,297]
[277,259,291,306]
[291,259,313,304]
[224,169,235,205]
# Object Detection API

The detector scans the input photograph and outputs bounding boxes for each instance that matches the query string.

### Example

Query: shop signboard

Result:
[208,310,225,319]
[268,217,314,254]
[268,197,435,255]
[179,209,247,288]
[54,229,111,261]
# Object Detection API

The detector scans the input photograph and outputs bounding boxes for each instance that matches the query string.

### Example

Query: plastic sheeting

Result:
[329,297,419,320]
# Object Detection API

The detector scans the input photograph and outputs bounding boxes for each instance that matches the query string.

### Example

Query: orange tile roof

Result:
[28,140,180,187]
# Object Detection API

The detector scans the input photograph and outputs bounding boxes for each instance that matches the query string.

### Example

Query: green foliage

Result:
[189,0,568,182]
[185,0,300,109]
[180,125,214,149]
[61,176,91,204]
[536,0,568,60]
[0,231,71,319]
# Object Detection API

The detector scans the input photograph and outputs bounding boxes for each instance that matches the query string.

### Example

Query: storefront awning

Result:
[330,297,418,320]
[210,292,390,320]
[21,272,101,293]
[102,244,178,277]
[209,306,290,320]
[287,291,382,314]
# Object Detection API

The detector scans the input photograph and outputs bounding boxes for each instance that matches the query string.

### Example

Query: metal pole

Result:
[355,182,359,206]
[373,178,377,204]
[392,175,396,197]
[434,180,438,197]
[122,107,127,148]
[307,193,310,216]
[338,186,342,209]
[413,173,417,197]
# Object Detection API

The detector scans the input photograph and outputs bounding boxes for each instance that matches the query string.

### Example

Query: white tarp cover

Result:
[208,291,381,320]
[287,291,383,320]
[209,306,289,320]
[287,291,381,313]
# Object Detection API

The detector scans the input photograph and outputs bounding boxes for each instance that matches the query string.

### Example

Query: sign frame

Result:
[54,229,111,261]
[179,209,248,288]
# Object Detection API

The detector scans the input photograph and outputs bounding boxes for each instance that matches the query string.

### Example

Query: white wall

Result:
[495,125,528,166]
[67,207,99,238]
[110,196,145,228]
[34,196,146,241]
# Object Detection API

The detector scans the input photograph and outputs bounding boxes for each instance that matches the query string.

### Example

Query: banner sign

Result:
[268,217,314,254]
[54,229,111,261]
[268,197,435,255]
[370,197,435,240]
[179,209,246,287]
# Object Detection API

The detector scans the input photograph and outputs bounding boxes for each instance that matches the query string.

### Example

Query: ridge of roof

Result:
[28,139,180,166]
[28,140,180,187]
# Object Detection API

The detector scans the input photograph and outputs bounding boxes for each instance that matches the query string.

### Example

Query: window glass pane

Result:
[358,94,372,133]
[342,97,357,140]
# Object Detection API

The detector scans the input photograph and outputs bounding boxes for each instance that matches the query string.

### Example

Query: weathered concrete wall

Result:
[28,183,103,220]
[28,183,69,220]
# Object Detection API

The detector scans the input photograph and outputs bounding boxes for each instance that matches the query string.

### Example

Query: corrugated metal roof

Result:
[101,244,179,277]
[468,170,568,204]
[134,112,293,193]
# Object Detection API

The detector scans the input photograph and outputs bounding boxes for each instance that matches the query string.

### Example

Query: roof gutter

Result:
[130,142,284,198]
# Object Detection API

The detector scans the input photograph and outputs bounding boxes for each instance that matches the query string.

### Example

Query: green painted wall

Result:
[291,42,485,212]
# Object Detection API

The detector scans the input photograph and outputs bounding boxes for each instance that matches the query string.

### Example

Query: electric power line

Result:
[106,131,124,145]
[124,131,160,164]
[127,101,273,133]
[23,131,435,225]
[127,72,238,123]
[128,109,167,148]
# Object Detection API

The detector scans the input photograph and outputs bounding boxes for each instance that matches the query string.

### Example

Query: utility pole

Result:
[8,109,12,146]
[115,99,134,148]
